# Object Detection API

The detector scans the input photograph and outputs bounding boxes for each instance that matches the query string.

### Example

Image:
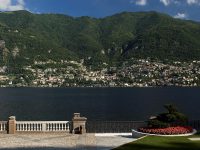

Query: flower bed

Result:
[138,126,193,135]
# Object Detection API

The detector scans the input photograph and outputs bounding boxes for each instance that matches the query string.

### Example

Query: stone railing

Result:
[16,121,70,132]
[0,121,7,132]
[1,113,87,134]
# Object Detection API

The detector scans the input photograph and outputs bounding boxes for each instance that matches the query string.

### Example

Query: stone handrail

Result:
[0,121,7,131]
[16,121,70,132]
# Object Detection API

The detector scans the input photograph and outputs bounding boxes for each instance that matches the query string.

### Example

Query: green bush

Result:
[148,119,169,128]
[148,104,188,128]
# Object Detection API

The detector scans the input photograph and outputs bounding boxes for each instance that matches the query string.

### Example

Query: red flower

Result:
[138,126,193,135]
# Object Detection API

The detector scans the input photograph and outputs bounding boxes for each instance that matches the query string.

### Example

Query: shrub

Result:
[148,104,188,128]
[148,119,169,128]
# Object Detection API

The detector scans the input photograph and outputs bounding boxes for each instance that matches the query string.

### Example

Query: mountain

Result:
[0,10,200,68]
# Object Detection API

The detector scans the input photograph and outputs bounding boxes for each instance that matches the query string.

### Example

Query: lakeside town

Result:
[0,58,200,87]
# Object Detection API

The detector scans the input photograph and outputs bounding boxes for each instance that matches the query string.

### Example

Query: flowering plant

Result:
[139,126,193,135]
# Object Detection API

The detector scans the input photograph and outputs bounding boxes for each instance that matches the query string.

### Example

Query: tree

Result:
[148,104,188,128]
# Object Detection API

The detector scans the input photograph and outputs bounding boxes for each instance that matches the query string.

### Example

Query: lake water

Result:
[0,88,199,121]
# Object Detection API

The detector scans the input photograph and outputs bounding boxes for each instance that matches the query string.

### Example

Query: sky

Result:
[0,0,200,21]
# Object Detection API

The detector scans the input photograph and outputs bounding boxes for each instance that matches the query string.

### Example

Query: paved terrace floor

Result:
[0,133,135,150]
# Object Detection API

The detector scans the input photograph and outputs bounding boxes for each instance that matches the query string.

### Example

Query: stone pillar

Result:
[8,116,16,134]
[72,113,87,134]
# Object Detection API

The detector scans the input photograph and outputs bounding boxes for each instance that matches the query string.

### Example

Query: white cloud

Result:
[160,0,171,6]
[186,0,200,5]
[135,0,147,6]
[0,0,25,11]
[174,12,187,19]
[160,0,181,6]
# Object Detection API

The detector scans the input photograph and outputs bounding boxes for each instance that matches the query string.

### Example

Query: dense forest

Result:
[0,10,200,68]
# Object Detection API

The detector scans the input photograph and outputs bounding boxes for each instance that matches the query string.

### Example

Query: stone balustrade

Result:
[0,121,7,132]
[0,113,87,134]
[16,121,70,132]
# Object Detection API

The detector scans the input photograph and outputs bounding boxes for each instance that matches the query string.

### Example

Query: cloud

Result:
[135,0,147,6]
[174,12,187,19]
[160,0,171,6]
[160,0,181,6]
[186,0,200,5]
[0,0,25,11]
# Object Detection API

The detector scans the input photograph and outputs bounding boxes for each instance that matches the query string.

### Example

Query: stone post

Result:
[8,116,16,134]
[72,113,87,134]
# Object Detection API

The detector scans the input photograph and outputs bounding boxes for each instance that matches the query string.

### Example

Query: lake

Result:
[0,88,199,121]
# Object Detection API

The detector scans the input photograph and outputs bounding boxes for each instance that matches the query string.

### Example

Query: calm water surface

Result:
[0,88,199,121]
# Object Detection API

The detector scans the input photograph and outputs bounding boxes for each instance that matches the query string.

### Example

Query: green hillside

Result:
[0,10,200,68]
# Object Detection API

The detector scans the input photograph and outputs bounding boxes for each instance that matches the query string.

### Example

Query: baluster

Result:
[63,123,66,131]
[30,124,32,131]
[62,124,64,131]
[67,123,69,131]
[36,123,40,131]
[53,123,55,131]
[36,123,38,131]
[49,123,51,131]
[60,124,62,131]
[33,124,35,131]
[25,124,27,131]
[39,124,42,131]
[0,124,2,131]
[48,123,50,131]
[36,124,38,131]
[22,124,24,131]
[57,124,59,131]
[38,123,40,131]
[29,124,31,131]
[46,123,48,131]
[16,124,18,131]
[52,123,54,131]
[31,124,33,131]
[46,124,48,131]
[28,124,30,131]
[50,123,52,131]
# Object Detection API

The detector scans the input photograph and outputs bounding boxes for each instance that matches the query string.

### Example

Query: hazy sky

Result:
[0,0,200,21]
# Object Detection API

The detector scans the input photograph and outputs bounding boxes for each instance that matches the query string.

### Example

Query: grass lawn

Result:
[114,135,200,150]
